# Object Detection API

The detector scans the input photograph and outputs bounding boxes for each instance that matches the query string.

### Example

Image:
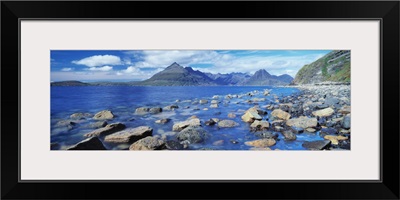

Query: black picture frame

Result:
[1,1,399,199]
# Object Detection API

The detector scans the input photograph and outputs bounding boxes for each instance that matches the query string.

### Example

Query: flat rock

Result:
[338,105,351,114]
[312,107,335,117]
[218,120,239,128]
[129,136,166,150]
[245,138,276,147]
[67,137,106,150]
[305,127,316,133]
[104,126,153,143]
[241,107,263,123]
[176,126,208,143]
[84,123,126,137]
[172,118,201,131]
[70,112,92,119]
[286,116,318,129]
[302,140,331,150]
[282,130,297,141]
[271,109,291,120]
[250,120,269,131]
[93,110,114,120]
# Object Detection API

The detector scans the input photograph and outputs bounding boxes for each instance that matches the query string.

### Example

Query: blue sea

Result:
[51,86,326,150]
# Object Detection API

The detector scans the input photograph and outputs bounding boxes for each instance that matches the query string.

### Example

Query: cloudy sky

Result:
[51,50,331,82]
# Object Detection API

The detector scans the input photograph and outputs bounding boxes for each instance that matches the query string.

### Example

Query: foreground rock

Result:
[271,109,291,120]
[250,120,269,131]
[129,136,165,150]
[172,118,201,131]
[176,126,208,144]
[282,130,297,141]
[302,140,331,150]
[70,112,92,119]
[84,123,126,137]
[165,140,184,150]
[68,137,106,150]
[241,107,263,123]
[245,138,276,147]
[312,107,334,117]
[93,110,114,120]
[104,126,153,143]
[218,120,239,128]
[286,116,317,129]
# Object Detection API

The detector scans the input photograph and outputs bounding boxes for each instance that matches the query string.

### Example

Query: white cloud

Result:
[72,55,121,67]
[61,68,73,71]
[88,66,113,71]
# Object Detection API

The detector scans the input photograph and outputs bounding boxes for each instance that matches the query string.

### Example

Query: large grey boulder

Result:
[129,136,166,150]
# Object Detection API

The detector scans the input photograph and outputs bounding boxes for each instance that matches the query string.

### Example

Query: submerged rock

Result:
[155,118,171,124]
[84,121,108,129]
[84,123,126,137]
[165,140,184,150]
[164,105,179,110]
[245,138,276,147]
[55,120,77,128]
[255,131,278,139]
[93,110,114,120]
[286,116,317,129]
[250,120,269,131]
[67,137,106,150]
[135,107,150,114]
[176,126,208,143]
[312,107,335,117]
[70,112,92,119]
[172,118,201,131]
[271,109,291,120]
[320,128,337,137]
[205,119,216,126]
[218,120,239,128]
[210,103,219,108]
[104,126,153,143]
[149,107,162,114]
[129,136,166,150]
[228,113,236,118]
[302,140,331,150]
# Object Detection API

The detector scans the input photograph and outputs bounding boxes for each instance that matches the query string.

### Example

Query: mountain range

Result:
[51,62,294,86]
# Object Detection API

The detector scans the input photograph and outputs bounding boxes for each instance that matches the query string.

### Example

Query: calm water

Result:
[51,86,325,150]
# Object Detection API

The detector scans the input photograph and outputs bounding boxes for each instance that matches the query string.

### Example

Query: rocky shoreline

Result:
[52,83,351,151]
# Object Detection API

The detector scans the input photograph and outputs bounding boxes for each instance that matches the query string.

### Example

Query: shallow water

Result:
[51,86,326,150]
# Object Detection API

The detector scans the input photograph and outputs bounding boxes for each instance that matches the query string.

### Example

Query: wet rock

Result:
[250,120,269,131]
[263,90,270,96]
[104,126,153,143]
[324,135,348,145]
[271,120,284,126]
[211,118,220,122]
[271,109,291,120]
[203,108,209,111]
[290,126,304,134]
[172,118,201,131]
[205,119,216,126]
[192,101,199,105]
[338,105,351,114]
[213,140,224,146]
[274,126,284,132]
[255,131,278,139]
[176,126,208,143]
[93,110,114,120]
[320,128,337,137]
[70,112,92,119]
[155,118,170,124]
[282,130,297,141]
[211,100,219,104]
[68,137,106,150]
[302,140,331,150]
[286,116,317,129]
[316,104,329,109]
[305,127,316,133]
[164,105,179,110]
[84,121,108,129]
[218,120,239,128]
[84,123,126,137]
[312,107,335,117]
[210,103,219,108]
[245,138,276,147]
[324,97,340,106]
[241,107,263,123]
[149,107,162,114]
[199,99,208,104]
[279,103,293,112]
[129,136,166,150]
[135,107,150,114]
[228,113,236,118]
[165,140,184,150]
[212,95,220,99]
[342,114,351,129]
[55,120,77,128]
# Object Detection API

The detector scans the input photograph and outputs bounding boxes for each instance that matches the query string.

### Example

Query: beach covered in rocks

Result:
[50,83,350,151]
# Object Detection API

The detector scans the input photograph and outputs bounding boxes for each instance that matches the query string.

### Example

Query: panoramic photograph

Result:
[50,50,351,151]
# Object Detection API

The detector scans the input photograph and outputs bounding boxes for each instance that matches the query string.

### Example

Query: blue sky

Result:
[51,50,331,82]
